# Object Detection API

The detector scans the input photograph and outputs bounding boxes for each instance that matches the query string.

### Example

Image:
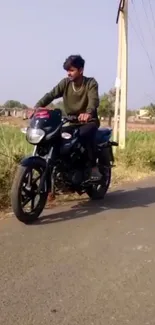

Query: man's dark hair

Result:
[63,55,85,70]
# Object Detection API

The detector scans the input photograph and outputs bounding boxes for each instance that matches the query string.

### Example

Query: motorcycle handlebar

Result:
[62,115,96,124]
[65,115,79,123]
[29,108,95,124]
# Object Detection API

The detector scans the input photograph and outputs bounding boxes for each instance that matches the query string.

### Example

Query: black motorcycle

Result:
[11,108,118,224]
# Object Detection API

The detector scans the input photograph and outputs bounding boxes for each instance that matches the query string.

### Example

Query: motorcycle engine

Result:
[55,142,90,192]
[70,170,83,185]
[54,167,84,193]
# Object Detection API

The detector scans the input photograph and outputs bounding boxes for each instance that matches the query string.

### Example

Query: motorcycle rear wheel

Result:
[86,166,111,200]
[11,164,48,224]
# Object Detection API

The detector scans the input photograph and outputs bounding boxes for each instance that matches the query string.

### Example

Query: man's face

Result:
[67,66,83,81]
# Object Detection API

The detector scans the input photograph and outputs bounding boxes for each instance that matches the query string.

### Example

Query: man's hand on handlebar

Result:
[78,113,92,122]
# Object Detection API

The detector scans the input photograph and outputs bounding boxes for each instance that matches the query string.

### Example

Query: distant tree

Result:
[147,103,155,118]
[99,88,116,126]
[4,100,21,109]
[21,103,28,110]
[4,100,28,110]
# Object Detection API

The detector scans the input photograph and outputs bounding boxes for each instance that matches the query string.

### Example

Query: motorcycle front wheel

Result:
[11,164,48,224]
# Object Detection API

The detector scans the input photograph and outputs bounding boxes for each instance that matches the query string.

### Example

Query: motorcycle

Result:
[11,108,118,224]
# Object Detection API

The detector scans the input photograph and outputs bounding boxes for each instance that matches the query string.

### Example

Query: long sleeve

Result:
[86,78,99,115]
[35,78,66,108]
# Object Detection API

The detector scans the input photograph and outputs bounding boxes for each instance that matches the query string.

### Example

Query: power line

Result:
[129,16,155,79]
[131,0,146,44]
[130,0,155,81]
[128,15,155,103]
[141,0,155,44]
[149,0,155,31]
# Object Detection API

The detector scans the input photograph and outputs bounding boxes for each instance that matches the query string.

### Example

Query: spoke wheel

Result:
[11,165,48,224]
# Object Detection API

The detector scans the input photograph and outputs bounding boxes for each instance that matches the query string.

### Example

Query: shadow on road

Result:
[33,185,155,225]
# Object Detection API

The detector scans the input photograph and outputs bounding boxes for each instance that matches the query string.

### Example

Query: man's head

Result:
[63,55,85,81]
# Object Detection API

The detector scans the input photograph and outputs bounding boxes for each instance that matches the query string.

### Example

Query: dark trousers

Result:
[63,122,98,167]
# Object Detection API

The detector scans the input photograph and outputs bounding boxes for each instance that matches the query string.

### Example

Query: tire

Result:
[86,166,111,200]
[11,164,48,224]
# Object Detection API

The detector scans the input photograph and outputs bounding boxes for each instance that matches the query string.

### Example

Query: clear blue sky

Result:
[0,0,155,109]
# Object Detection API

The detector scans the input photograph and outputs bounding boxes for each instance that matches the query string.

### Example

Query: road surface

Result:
[1,177,155,325]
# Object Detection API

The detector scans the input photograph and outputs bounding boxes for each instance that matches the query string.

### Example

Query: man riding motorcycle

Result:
[34,54,102,180]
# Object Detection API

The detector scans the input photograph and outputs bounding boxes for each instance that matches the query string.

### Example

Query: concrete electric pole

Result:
[114,0,128,149]
[113,13,122,144]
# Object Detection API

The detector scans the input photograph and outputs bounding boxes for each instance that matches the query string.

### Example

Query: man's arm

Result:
[86,78,99,116]
[35,78,66,108]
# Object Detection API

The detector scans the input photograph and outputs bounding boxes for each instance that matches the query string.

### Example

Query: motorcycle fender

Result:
[20,155,47,169]
[20,155,51,191]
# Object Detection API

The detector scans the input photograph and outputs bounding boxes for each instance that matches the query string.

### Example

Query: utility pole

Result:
[114,0,128,149]
[113,13,122,145]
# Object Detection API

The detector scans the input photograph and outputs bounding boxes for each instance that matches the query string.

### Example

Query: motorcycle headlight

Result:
[26,127,45,144]
[61,132,72,139]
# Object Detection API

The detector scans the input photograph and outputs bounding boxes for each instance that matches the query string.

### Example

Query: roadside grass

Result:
[0,125,31,208]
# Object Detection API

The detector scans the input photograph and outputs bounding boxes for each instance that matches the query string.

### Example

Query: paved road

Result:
[1,178,155,325]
